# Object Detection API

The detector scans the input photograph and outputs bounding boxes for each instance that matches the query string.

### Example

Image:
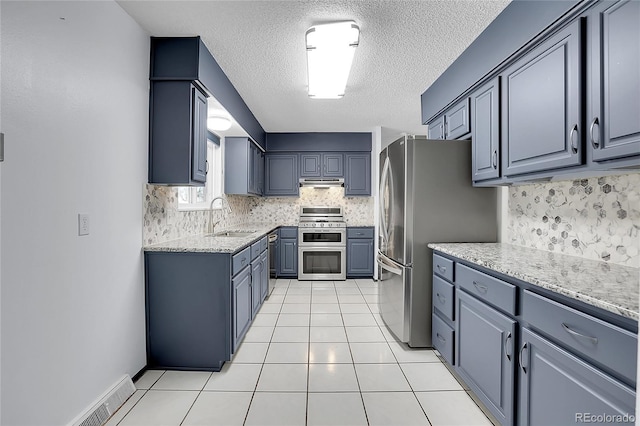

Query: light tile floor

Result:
[107,279,494,426]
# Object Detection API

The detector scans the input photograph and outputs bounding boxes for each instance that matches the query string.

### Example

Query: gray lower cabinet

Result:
[456,290,516,425]
[346,227,374,277]
[277,227,298,277]
[225,137,264,196]
[501,20,582,177]
[588,0,640,162]
[265,153,299,196]
[145,239,269,371]
[149,81,208,185]
[233,266,252,351]
[145,252,231,371]
[519,327,636,426]
[471,77,500,181]
[344,153,371,196]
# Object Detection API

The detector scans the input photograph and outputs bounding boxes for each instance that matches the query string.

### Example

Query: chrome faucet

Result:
[208,196,232,234]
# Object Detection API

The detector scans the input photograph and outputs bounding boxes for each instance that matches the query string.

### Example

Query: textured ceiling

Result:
[118,0,510,135]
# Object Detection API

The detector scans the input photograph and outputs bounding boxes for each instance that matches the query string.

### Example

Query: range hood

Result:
[299,178,345,188]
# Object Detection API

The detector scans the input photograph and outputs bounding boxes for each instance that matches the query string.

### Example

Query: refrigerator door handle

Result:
[377,253,403,275]
[379,156,392,244]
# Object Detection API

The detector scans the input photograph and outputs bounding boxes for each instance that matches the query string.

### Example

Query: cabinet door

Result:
[345,153,371,196]
[589,0,640,161]
[323,153,344,177]
[519,328,635,426]
[251,260,261,318]
[300,153,322,177]
[428,115,445,140]
[471,77,500,181]
[456,290,516,425]
[502,20,582,176]
[260,251,269,302]
[248,143,257,194]
[265,154,299,196]
[347,239,374,276]
[278,239,298,276]
[445,98,471,140]
[257,151,265,195]
[191,86,208,183]
[233,267,252,351]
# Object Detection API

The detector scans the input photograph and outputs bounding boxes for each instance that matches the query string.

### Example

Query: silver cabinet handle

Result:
[519,342,528,374]
[504,332,513,361]
[590,117,600,149]
[241,258,246,265]
[562,323,598,345]
[436,264,446,274]
[436,332,446,343]
[569,124,579,154]
[492,150,498,169]
[436,293,446,305]
[472,281,488,293]
[205,160,209,174]
[441,123,445,140]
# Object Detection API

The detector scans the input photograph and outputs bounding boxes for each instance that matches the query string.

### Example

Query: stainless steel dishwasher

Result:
[267,231,278,297]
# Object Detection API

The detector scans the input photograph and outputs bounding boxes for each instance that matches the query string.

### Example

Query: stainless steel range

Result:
[298,206,346,280]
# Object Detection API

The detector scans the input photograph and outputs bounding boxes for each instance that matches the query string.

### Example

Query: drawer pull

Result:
[561,323,598,345]
[436,264,447,273]
[436,293,446,304]
[505,332,513,361]
[519,343,528,374]
[436,333,446,343]
[472,281,488,294]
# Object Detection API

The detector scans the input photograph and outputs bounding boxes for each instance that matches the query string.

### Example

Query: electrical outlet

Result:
[78,213,90,236]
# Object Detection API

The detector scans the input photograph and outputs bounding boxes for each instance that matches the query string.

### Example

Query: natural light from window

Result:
[177,137,223,210]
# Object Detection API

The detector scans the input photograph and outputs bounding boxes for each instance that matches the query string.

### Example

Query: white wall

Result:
[1,2,149,424]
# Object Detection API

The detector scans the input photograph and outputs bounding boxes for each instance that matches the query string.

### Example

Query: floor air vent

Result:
[73,375,136,426]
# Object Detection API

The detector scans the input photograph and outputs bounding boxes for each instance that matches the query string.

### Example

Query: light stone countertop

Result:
[144,223,284,254]
[428,242,639,321]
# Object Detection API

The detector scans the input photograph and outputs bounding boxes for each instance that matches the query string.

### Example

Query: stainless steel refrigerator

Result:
[378,135,497,347]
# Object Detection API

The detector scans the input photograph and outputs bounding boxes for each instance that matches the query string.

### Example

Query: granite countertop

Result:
[144,223,283,253]
[428,242,639,321]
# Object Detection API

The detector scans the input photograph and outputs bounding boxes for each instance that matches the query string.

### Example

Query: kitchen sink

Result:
[209,231,256,238]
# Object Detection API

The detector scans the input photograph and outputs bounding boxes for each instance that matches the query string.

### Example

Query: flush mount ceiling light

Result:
[306,21,360,99]
[207,115,232,131]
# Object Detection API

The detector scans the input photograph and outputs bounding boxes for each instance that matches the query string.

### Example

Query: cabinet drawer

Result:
[523,290,637,384]
[279,227,297,239]
[259,236,268,253]
[433,275,454,321]
[433,314,454,366]
[456,263,516,315]
[251,241,261,260]
[347,227,374,239]
[433,254,454,282]
[232,247,251,275]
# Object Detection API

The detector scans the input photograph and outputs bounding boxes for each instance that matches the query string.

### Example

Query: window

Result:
[177,133,223,210]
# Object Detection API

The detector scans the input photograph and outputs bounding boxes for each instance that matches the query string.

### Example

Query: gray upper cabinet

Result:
[588,0,640,162]
[299,153,344,178]
[501,20,582,177]
[344,153,371,196]
[225,137,264,196]
[149,82,208,186]
[299,153,321,177]
[264,153,299,196]
[427,98,470,140]
[427,115,445,140]
[471,77,500,181]
[519,327,636,426]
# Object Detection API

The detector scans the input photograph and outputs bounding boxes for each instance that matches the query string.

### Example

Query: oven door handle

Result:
[377,254,403,276]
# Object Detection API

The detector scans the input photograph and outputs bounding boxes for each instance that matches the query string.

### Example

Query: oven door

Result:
[298,246,346,280]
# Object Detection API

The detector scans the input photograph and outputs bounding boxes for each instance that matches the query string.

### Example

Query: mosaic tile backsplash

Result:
[143,185,374,246]
[507,173,640,267]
